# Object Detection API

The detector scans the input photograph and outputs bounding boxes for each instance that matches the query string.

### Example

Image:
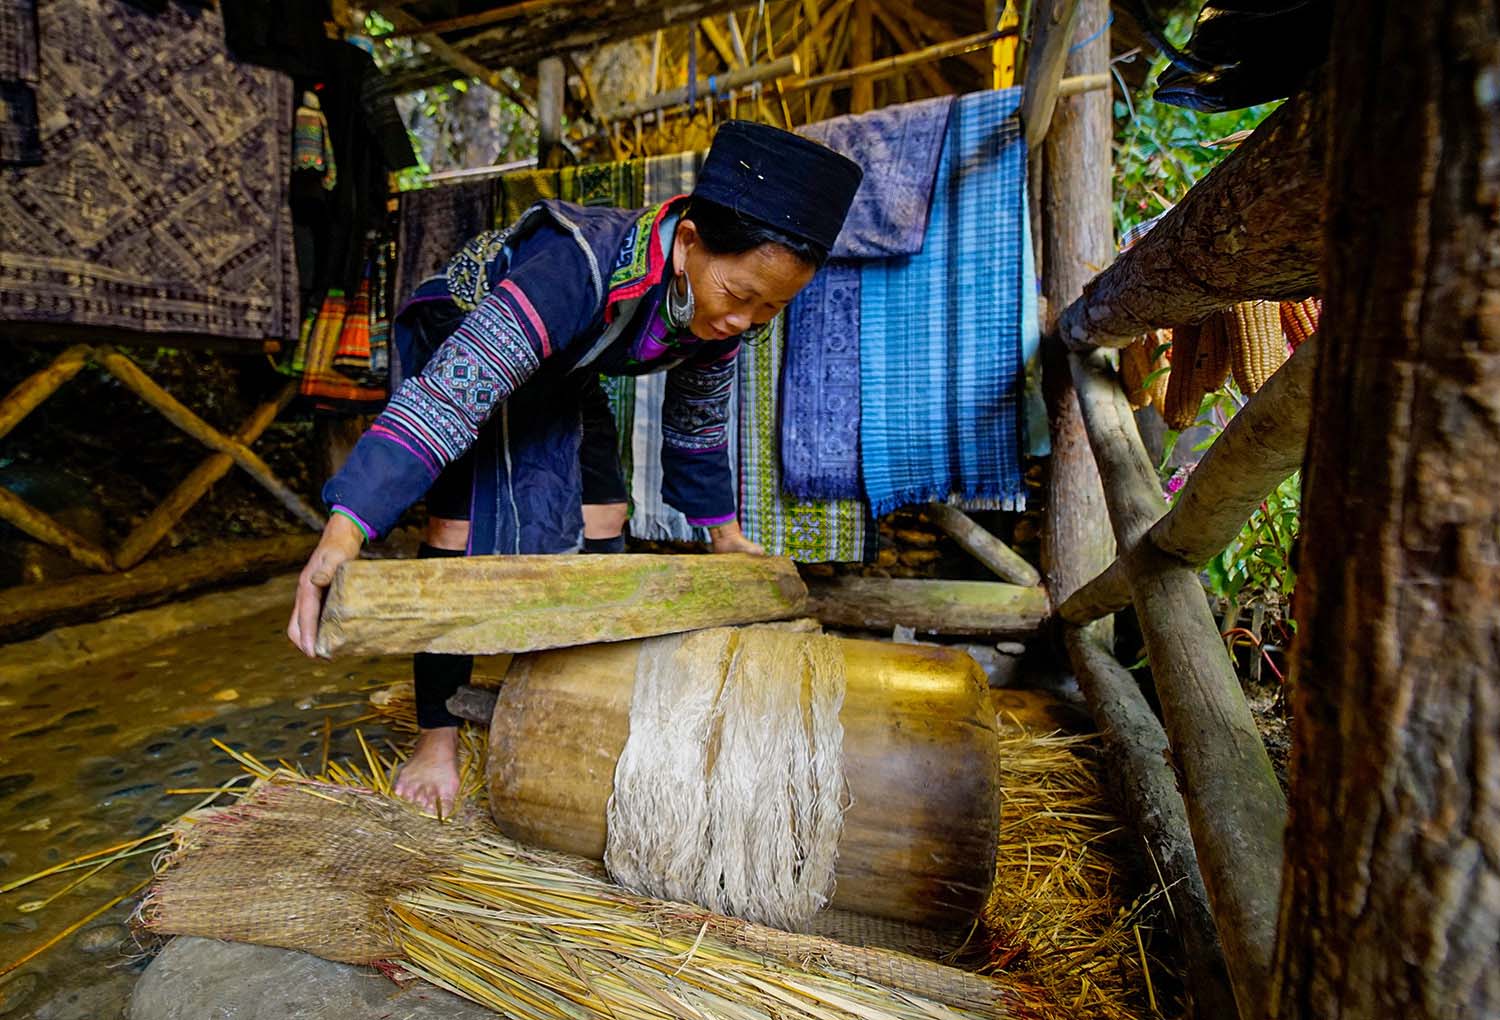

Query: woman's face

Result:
[674,219,816,341]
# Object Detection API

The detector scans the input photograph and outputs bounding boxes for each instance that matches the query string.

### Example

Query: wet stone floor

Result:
[0,600,413,1019]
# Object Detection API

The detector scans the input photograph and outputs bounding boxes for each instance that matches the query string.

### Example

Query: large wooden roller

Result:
[486,635,1001,927]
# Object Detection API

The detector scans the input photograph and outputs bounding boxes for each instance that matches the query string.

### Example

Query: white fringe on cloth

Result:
[605,625,848,931]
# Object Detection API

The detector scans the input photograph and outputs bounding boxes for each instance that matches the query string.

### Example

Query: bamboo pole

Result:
[785,30,1009,93]
[1056,83,1326,350]
[1060,335,1317,625]
[93,348,325,532]
[1070,347,1284,1016]
[606,54,800,120]
[922,503,1042,587]
[851,0,874,112]
[0,487,115,573]
[0,344,92,443]
[113,383,298,571]
[1019,0,1083,150]
[868,5,950,98]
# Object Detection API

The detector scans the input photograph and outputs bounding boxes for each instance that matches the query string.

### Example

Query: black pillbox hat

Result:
[692,120,864,253]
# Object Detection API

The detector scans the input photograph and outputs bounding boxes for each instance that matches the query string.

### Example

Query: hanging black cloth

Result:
[0,0,41,165]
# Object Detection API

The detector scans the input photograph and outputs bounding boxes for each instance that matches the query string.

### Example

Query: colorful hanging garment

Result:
[496,168,560,227]
[782,96,954,501]
[298,287,387,404]
[332,272,371,369]
[292,90,337,190]
[858,88,1027,518]
[369,238,393,376]
[738,314,868,562]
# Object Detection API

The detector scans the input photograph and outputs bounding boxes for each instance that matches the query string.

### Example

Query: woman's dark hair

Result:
[683,197,829,268]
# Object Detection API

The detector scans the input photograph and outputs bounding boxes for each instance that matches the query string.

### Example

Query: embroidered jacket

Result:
[324,198,749,547]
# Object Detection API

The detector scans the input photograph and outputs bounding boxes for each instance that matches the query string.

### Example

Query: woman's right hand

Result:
[287,513,366,657]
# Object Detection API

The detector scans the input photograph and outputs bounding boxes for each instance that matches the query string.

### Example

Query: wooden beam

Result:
[785,29,1008,94]
[606,54,800,120]
[1065,628,1238,1018]
[380,0,566,38]
[0,344,92,443]
[0,487,115,573]
[93,348,326,533]
[372,3,536,118]
[700,17,739,69]
[922,504,1042,587]
[1071,347,1284,1016]
[315,554,809,656]
[851,0,874,112]
[1060,334,1317,625]
[1019,0,1083,151]
[113,383,297,571]
[868,3,950,98]
[805,577,1048,638]
[1057,83,1326,350]
[0,533,319,642]
[536,55,566,165]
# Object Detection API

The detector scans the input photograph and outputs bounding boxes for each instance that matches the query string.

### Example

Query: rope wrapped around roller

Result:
[604,626,849,930]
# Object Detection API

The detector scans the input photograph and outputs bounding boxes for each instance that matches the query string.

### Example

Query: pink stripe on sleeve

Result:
[499,278,552,358]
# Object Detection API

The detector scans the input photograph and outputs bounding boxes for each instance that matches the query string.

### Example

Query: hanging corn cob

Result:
[1143,329,1172,413]
[1193,312,1232,393]
[1162,322,1208,430]
[1120,336,1153,410]
[1280,297,1321,349]
[1226,300,1287,395]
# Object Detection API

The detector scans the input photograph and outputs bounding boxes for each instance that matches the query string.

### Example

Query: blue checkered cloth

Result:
[857,88,1028,518]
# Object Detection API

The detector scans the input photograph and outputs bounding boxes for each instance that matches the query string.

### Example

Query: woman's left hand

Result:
[709,520,765,555]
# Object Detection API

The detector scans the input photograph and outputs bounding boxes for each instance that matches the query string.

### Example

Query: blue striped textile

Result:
[857,88,1028,518]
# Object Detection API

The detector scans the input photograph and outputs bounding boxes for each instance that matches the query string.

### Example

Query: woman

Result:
[287,121,863,815]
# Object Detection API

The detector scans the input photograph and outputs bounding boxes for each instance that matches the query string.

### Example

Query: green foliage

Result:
[1111,36,1279,236]
[1201,472,1300,614]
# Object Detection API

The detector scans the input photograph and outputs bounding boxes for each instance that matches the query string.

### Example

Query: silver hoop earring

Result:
[665,271,695,331]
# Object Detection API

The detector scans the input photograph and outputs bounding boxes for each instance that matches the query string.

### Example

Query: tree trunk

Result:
[1269,2,1500,1017]
[804,576,1048,638]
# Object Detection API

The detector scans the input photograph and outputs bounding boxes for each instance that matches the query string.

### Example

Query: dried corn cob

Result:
[1162,322,1208,430]
[1227,300,1287,395]
[1121,336,1153,409]
[1143,329,1172,412]
[1193,312,1231,392]
[1280,297,1321,349]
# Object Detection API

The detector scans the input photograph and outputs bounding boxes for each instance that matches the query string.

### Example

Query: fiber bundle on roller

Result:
[488,625,1002,928]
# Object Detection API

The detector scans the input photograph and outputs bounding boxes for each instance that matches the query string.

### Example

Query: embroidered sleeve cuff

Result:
[686,513,738,528]
[331,506,375,541]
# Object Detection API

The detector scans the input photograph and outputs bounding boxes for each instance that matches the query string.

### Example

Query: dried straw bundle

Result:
[143,771,1054,1020]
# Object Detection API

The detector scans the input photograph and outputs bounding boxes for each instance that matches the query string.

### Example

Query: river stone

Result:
[130,937,498,1020]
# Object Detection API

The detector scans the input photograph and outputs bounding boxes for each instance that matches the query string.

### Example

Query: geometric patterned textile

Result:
[737,314,868,563]
[858,88,1028,518]
[0,0,297,340]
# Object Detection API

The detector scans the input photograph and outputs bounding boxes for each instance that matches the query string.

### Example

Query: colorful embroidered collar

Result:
[603,195,688,323]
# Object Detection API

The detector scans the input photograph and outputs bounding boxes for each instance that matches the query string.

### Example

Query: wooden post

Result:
[94,348,325,532]
[1060,335,1317,625]
[537,56,567,167]
[851,0,873,113]
[1019,0,1083,151]
[114,384,297,571]
[1071,348,1284,1016]
[922,503,1042,587]
[1270,0,1500,1014]
[1056,84,1326,350]
[0,487,115,573]
[1040,3,1242,1017]
[0,344,92,442]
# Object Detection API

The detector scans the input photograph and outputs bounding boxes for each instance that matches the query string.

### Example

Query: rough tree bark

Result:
[1269,1,1500,1017]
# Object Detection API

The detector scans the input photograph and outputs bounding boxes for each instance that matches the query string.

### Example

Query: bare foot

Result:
[394,727,461,818]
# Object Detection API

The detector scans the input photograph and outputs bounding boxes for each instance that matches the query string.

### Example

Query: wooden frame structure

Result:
[0,345,324,574]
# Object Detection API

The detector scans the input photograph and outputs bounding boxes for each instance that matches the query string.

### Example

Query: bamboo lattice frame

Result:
[0,345,323,573]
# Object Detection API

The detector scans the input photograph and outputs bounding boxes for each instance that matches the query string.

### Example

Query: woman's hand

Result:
[287,513,366,657]
[708,520,764,556]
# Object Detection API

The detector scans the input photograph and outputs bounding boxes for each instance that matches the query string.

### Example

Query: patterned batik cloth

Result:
[392,176,495,309]
[782,96,954,501]
[0,0,297,340]
[858,87,1028,518]
[738,314,868,563]
[0,0,40,165]
[630,151,708,543]
[496,169,560,227]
